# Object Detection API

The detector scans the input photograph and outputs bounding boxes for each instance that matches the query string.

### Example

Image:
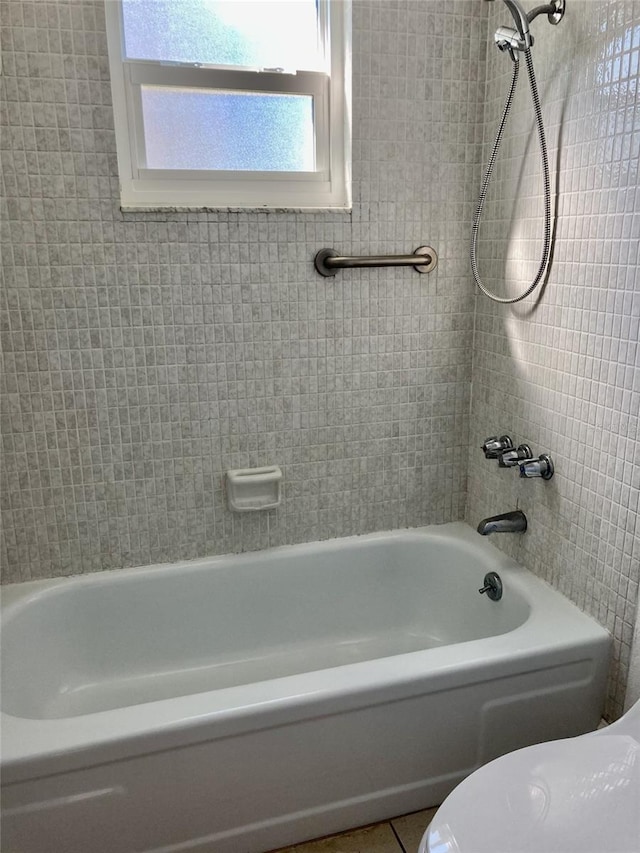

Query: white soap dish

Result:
[226,466,282,512]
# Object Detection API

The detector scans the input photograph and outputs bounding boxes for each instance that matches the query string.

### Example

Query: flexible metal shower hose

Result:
[470,48,552,304]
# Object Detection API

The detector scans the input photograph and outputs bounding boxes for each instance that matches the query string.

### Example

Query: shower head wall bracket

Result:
[493,0,565,53]
[530,0,565,25]
[495,26,530,53]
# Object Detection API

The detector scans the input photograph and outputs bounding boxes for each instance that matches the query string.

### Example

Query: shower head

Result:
[493,0,533,51]
[487,0,565,53]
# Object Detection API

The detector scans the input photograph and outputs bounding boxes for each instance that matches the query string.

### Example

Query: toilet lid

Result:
[425,734,640,853]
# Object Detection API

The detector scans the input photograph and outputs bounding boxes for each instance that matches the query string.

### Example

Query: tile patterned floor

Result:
[271,808,438,853]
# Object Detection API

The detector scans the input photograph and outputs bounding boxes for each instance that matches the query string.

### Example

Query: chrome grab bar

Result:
[314,246,438,277]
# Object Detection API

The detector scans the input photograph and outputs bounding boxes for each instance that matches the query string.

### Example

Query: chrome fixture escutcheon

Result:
[479,571,503,601]
[546,0,566,25]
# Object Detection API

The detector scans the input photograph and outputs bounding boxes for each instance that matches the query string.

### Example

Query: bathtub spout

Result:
[477,510,527,535]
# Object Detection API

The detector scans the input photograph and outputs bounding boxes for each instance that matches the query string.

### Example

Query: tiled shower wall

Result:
[1,1,486,583]
[467,0,640,717]
[2,0,638,717]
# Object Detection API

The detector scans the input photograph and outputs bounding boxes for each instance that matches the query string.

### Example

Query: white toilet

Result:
[418,697,640,853]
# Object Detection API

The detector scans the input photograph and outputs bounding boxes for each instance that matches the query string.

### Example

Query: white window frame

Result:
[104,0,351,210]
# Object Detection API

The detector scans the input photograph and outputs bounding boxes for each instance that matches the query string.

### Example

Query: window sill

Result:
[120,205,353,215]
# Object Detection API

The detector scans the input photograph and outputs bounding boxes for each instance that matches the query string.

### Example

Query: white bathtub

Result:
[1,522,611,853]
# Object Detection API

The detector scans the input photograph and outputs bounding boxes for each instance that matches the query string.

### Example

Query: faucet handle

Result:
[519,454,554,480]
[482,435,513,459]
[498,444,532,467]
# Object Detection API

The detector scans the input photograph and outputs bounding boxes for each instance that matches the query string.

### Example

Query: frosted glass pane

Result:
[141,86,315,171]
[123,0,322,70]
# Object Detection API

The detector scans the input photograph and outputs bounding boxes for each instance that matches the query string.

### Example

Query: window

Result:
[105,0,351,210]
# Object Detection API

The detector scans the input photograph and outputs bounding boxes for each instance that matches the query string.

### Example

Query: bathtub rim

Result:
[0,521,612,784]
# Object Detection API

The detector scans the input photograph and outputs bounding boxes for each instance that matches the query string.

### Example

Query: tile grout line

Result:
[389,820,409,853]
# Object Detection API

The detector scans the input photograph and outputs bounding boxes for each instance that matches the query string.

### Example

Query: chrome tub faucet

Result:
[477,510,527,535]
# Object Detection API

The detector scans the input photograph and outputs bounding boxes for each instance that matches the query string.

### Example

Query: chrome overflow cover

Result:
[478,571,503,602]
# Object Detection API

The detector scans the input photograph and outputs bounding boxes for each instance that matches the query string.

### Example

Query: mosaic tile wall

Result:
[467,0,640,717]
[2,0,638,717]
[1,1,487,583]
